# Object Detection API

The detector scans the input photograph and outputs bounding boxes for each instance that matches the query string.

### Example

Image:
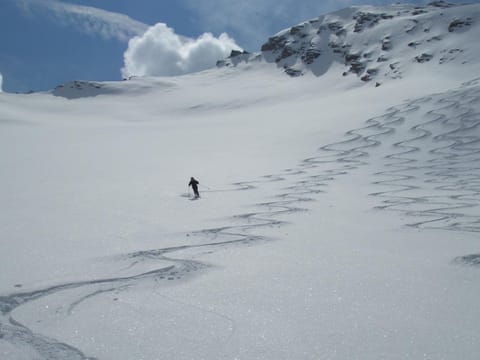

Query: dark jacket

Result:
[188,178,199,189]
[189,178,199,197]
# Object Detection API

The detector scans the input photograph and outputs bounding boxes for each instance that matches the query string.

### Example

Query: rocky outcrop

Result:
[216,50,252,67]
[428,1,455,8]
[353,12,394,33]
[415,53,434,63]
[215,1,478,83]
[261,36,288,52]
[301,48,322,64]
[448,18,473,32]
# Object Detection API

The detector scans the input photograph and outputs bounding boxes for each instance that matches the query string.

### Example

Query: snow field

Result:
[1,36,480,359]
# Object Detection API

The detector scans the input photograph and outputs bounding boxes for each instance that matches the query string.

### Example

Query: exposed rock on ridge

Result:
[218,1,479,84]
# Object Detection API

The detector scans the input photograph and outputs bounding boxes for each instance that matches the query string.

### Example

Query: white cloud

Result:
[122,23,241,78]
[15,0,148,41]
[0,73,3,92]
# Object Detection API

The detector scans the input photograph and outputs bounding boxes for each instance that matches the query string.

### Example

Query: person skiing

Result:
[188,177,200,198]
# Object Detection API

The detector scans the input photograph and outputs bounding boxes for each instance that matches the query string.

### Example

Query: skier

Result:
[188,177,200,198]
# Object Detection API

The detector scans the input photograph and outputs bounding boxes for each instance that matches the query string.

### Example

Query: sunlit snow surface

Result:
[1,3,480,359]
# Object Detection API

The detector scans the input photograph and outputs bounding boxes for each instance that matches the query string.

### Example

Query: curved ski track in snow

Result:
[1,79,480,358]
[370,82,480,234]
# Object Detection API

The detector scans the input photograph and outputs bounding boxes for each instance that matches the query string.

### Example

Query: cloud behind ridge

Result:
[122,23,241,78]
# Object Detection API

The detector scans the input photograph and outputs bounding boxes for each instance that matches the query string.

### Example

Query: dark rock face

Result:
[260,21,326,74]
[290,25,308,37]
[284,67,303,77]
[327,22,344,32]
[448,18,473,32]
[319,21,347,36]
[329,42,351,55]
[353,12,394,33]
[349,62,367,75]
[302,48,322,64]
[412,9,428,16]
[230,50,250,57]
[428,1,455,8]
[345,53,361,63]
[279,46,297,62]
[63,80,102,90]
[361,74,372,82]
[344,53,366,75]
[361,66,379,81]
[261,36,288,52]
[261,32,307,65]
[415,53,434,63]
[216,50,251,67]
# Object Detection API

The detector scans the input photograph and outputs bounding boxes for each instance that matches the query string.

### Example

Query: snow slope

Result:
[1,2,480,359]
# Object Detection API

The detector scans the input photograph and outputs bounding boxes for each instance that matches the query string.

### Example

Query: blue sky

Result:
[0,0,477,92]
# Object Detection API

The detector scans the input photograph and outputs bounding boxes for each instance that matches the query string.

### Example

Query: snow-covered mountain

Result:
[220,1,479,83]
[1,2,480,360]
[50,1,480,100]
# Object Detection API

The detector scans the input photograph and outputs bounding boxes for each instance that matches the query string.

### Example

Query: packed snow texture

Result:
[1,2,480,360]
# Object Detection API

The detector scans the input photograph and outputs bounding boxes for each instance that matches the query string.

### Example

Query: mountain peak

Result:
[218,2,479,85]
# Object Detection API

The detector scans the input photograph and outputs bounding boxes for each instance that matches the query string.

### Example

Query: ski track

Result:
[2,79,480,358]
